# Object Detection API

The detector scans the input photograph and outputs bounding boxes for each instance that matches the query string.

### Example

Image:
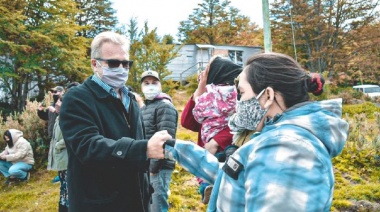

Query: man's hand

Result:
[0,155,6,160]
[147,130,172,159]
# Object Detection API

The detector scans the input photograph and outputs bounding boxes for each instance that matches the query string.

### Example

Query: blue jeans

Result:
[58,170,69,210]
[150,169,173,212]
[0,160,32,179]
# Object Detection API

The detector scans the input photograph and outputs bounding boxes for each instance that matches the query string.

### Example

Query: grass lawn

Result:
[0,90,208,211]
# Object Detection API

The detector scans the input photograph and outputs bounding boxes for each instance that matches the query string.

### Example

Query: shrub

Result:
[0,100,49,169]
[162,79,180,97]
[332,109,380,210]
[184,74,198,96]
[343,102,380,119]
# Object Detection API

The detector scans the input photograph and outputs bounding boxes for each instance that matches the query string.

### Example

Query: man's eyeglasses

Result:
[95,58,133,69]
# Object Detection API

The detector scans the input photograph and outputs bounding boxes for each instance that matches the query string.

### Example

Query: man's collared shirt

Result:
[91,75,130,112]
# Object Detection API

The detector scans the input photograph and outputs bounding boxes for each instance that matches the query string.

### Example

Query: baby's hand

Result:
[205,139,219,155]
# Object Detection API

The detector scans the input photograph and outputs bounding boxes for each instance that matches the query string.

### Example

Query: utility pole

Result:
[262,0,272,52]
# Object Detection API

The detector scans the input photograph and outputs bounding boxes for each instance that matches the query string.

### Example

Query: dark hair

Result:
[3,130,13,148]
[207,56,243,85]
[61,82,80,102]
[67,82,80,90]
[245,52,325,108]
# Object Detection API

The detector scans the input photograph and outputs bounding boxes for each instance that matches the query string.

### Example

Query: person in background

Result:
[152,52,349,211]
[181,55,242,204]
[0,129,34,185]
[140,70,178,212]
[47,82,79,212]
[38,86,65,185]
[38,86,65,140]
[59,31,171,211]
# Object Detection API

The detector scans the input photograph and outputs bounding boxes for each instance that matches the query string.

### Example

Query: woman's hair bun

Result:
[306,73,325,96]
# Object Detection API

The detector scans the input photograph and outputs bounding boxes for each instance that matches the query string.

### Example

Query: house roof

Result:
[196,44,215,49]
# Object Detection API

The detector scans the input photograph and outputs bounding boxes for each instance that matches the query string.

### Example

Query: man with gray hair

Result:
[59,31,171,211]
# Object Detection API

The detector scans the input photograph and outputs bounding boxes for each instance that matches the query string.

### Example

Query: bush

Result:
[0,100,49,169]
[184,74,198,96]
[332,109,380,210]
[162,79,180,97]
[343,102,380,119]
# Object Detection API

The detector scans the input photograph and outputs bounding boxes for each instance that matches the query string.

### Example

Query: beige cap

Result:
[141,70,160,82]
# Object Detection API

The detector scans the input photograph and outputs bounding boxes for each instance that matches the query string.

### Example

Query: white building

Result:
[166,44,262,84]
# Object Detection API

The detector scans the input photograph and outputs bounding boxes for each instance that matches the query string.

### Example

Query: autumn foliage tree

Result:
[178,0,262,46]
[271,0,380,85]
[0,0,89,112]
[0,0,120,112]
[342,22,380,85]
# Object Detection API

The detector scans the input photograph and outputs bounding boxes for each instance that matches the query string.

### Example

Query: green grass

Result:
[0,166,206,212]
[0,170,58,211]
[0,90,207,212]
[1,88,380,211]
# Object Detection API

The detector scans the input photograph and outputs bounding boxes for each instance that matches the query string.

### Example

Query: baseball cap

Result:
[50,86,65,93]
[141,70,160,82]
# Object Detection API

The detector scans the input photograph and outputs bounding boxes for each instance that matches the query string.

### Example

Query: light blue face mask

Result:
[97,61,129,88]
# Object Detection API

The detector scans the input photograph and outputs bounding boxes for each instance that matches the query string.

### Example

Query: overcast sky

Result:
[111,0,266,41]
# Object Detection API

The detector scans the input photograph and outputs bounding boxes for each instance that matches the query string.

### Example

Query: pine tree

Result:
[75,0,118,38]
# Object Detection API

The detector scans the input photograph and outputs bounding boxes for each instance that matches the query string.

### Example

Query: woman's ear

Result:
[263,87,275,109]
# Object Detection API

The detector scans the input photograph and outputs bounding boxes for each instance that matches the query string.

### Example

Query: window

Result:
[228,50,243,66]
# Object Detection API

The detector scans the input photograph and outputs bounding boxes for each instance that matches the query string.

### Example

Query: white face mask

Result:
[142,84,161,100]
[97,61,129,88]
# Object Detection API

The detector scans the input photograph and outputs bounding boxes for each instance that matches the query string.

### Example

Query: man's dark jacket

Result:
[142,93,178,173]
[60,77,150,212]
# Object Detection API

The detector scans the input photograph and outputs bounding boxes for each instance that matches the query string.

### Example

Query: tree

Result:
[75,0,118,38]
[343,22,380,85]
[125,19,181,94]
[271,0,379,83]
[178,0,262,46]
[0,0,90,111]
